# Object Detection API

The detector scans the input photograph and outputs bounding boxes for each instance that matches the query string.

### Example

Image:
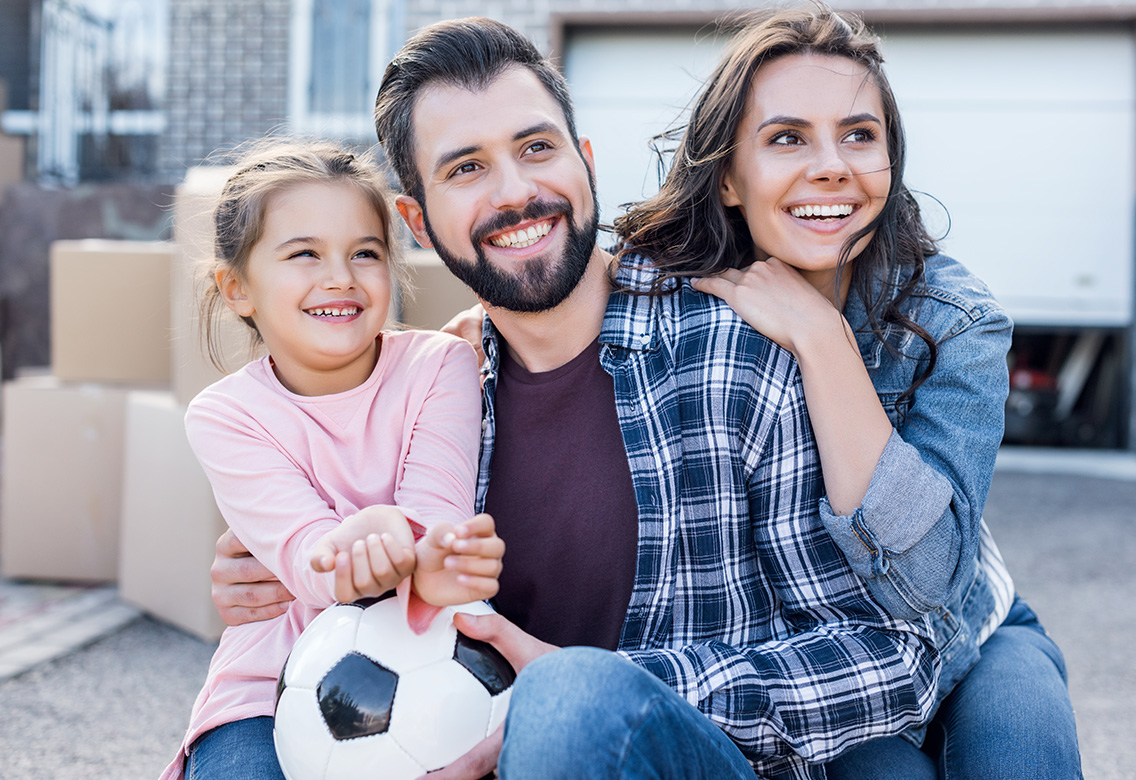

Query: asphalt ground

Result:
[0,457,1133,779]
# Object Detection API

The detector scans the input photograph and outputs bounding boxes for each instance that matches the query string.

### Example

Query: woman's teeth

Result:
[307,307,358,317]
[790,204,855,219]
[490,220,552,248]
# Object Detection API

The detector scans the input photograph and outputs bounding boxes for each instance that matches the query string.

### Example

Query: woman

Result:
[615,6,1081,778]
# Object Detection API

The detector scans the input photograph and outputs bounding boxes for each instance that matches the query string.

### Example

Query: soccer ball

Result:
[274,596,515,780]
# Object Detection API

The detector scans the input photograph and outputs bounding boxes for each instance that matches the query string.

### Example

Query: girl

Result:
[161,139,503,780]
[615,6,1081,778]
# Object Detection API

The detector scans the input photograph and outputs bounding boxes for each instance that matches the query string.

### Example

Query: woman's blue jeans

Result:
[498,646,754,779]
[824,597,1083,780]
[185,716,284,780]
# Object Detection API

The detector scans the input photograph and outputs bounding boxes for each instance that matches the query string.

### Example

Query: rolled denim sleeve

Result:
[820,432,958,618]
[822,287,1012,621]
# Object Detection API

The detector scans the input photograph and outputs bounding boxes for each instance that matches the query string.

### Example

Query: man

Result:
[211,17,937,779]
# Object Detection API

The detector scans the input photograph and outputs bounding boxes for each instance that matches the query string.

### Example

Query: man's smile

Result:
[488,218,554,249]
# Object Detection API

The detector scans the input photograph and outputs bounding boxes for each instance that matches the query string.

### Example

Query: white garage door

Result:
[563,25,1135,327]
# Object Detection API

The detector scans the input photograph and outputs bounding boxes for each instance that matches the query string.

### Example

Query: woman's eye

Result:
[771,131,803,146]
[846,128,877,143]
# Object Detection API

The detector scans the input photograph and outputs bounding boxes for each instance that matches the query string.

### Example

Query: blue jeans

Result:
[825,597,1082,780]
[498,646,754,779]
[185,716,284,780]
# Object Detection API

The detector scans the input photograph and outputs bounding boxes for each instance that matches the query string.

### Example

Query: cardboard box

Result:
[0,377,129,581]
[50,239,174,385]
[118,390,227,640]
[170,166,257,405]
[400,249,478,331]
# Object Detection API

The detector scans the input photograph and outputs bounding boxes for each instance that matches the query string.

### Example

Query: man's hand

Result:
[211,528,295,626]
[418,611,557,779]
[422,724,502,780]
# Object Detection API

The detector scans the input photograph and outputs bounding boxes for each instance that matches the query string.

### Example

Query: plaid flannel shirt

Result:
[476,256,938,779]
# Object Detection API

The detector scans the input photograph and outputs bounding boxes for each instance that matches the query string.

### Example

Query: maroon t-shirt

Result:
[483,338,639,651]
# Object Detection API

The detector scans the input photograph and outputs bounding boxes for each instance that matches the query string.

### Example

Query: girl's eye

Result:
[288,249,317,259]
[354,249,384,261]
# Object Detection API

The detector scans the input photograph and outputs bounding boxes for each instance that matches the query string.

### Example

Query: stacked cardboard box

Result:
[0,169,235,639]
[402,249,478,331]
[1,241,173,586]
[117,167,240,640]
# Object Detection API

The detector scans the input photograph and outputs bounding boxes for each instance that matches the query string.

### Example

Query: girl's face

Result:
[720,52,891,301]
[221,180,392,396]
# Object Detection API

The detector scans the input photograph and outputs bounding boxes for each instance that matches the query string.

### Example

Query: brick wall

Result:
[160,0,291,177]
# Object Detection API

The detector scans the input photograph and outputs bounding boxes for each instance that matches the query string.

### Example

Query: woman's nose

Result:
[807,140,853,183]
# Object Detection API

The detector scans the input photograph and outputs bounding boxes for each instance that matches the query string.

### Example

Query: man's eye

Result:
[525,140,552,154]
[452,161,479,177]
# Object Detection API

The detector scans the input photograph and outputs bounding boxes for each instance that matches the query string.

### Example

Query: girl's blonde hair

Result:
[200,138,405,371]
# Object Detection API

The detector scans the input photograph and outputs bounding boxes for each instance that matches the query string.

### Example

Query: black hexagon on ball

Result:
[316,651,398,740]
[453,635,516,696]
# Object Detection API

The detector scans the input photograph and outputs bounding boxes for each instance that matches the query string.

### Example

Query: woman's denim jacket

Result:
[820,253,1015,731]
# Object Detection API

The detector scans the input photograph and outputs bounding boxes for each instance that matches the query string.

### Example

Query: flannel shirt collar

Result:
[599,252,676,354]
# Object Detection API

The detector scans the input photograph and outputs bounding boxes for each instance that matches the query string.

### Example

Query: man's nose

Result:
[489,160,540,211]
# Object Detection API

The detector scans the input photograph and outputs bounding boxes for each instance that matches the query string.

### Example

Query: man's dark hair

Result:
[374,17,579,204]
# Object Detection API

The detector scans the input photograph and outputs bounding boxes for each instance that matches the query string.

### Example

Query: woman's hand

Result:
[691,257,841,357]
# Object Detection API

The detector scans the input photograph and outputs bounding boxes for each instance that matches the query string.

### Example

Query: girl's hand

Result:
[691,257,840,356]
[440,303,487,367]
[311,506,417,603]
[413,513,505,606]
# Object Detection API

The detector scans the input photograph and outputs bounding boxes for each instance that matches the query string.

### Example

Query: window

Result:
[289,0,390,138]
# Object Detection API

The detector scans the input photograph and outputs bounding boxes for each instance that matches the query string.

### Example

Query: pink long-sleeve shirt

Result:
[161,330,481,779]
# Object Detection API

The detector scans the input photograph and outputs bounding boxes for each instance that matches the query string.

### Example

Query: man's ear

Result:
[396,195,433,249]
[216,269,254,318]
[577,135,597,181]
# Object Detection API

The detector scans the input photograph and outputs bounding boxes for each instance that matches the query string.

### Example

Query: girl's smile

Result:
[219,180,392,396]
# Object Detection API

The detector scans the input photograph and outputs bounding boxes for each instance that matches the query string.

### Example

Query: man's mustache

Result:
[471,198,572,245]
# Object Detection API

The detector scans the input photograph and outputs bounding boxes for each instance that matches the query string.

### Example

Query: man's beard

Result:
[421,182,599,314]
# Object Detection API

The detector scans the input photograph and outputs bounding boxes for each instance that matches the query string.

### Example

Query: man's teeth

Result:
[307,307,358,317]
[490,221,552,248]
[789,204,855,219]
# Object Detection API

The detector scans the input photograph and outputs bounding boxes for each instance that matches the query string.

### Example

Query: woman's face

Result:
[720,52,891,297]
